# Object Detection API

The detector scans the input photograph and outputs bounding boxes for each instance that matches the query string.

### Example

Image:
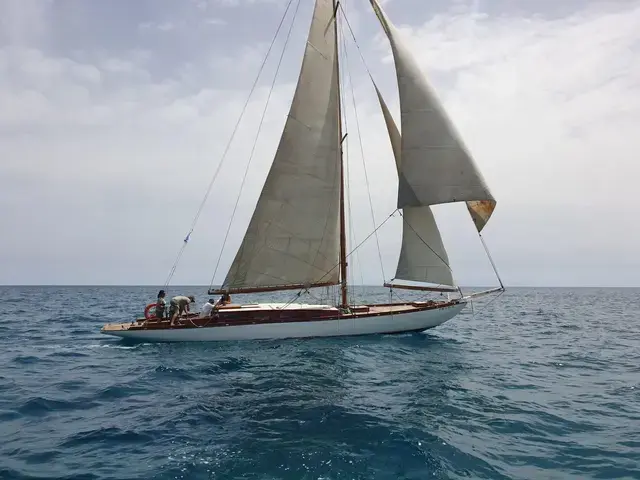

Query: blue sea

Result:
[1,286,639,480]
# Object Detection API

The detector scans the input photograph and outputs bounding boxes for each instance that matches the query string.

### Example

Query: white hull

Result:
[101,301,467,342]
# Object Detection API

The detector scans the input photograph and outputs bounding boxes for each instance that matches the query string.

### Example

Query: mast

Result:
[334,0,348,308]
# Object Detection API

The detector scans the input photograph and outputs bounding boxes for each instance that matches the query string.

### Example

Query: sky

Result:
[0,0,638,287]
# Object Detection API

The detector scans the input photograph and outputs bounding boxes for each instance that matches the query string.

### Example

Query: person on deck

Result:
[201,299,216,317]
[169,295,195,326]
[216,293,231,307]
[155,290,167,320]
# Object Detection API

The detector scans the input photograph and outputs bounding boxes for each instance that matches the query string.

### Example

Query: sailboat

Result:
[100,0,504,342]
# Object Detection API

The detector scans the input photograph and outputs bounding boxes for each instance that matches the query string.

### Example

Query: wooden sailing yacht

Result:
[101,0,504,342]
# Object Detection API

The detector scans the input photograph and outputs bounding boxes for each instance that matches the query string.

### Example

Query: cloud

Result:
[139,21,180,32]
[358,0,640,286]
[138,18,226,33]
[0,0,638,287]
[0,0,53,46]
[193,0,288,9]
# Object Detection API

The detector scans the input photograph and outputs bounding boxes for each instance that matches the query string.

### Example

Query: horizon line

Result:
[1,284,639,289]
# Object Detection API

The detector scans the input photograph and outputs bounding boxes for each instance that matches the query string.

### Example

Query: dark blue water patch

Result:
[51,379,87,392]
[0,410,21,421]
[161,421,508,480]
[0,467,101,480]
[95,384,153,400]
[151,365,197,381]
[22,449,61,465]
[17,397,101,416]
[12,355,44,365]
[59,427,155,449]
[188,403,226,422]
[0,376,17,392]
[500,382,538,390]
[52,314,99,324]
[46,350,91,359]
[619,440,640,449]
[67,329,95,335]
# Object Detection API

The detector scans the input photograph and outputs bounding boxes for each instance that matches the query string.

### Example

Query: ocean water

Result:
[1,286,638,480]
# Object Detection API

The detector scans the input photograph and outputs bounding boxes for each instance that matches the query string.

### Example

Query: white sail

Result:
[395,207,455,286]
[222,0,341,292]
[373,83,455,288]
[369,0,496,232]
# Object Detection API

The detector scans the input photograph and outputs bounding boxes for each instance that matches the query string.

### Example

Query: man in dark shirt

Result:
[155,290,167,320]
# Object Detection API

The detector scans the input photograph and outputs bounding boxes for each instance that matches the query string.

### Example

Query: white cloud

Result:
[139,21,179,32]
[138,18,226,32]
[204,18,227,26]
[0,0,638,286]
[193,0,287,9]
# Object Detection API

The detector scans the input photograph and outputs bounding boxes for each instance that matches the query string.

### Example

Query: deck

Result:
[101,300,455,333]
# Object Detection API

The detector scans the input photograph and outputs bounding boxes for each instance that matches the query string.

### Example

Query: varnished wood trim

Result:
[383,283,458,293]
[208,281,337,295]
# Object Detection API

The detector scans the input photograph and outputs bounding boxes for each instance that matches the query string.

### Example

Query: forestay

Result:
[222,0,342,292]
[368,0,496,232]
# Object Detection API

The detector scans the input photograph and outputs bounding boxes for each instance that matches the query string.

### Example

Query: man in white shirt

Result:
[201,299,216,317]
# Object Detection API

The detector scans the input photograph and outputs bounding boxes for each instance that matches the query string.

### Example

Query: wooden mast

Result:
[334,0,348,309]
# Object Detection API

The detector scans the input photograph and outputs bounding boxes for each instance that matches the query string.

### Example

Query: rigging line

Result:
[339,4,390,128]
[208,0,303,289]
[312,209,398,286]
[484,289,505,308]
[345,209,396,276]
[471,289,505,316]
[300,286,323,304]
[338,12,363,305]
[163,0,297,287]
[398,209,454,275]
[341,17,386,283]
[479,233,504,289]
[280,208,399,308]
[338,3,375,77]
[164,242,188,287]
[282,289,306,309]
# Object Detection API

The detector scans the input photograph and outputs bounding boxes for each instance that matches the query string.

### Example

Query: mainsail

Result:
[369,0,496,233]
[221,0,342,292]
[374,83,455,289]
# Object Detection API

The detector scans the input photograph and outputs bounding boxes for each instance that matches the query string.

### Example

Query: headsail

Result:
[220,0,342,293]
[369,0,496,232]
[373,83,455,289]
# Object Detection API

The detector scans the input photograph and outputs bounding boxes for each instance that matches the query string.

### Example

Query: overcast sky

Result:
[0,0,638,287]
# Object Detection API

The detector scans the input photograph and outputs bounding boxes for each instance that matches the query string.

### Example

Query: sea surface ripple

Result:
[0,286,638,479]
